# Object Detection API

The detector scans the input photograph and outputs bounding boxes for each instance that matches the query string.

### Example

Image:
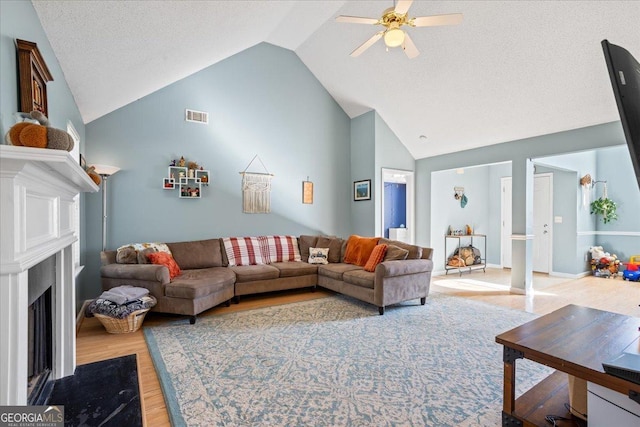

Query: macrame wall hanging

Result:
[239,155,273,214]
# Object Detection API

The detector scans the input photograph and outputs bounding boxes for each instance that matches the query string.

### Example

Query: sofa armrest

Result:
[377,259,433,277]
[100,264,170,285]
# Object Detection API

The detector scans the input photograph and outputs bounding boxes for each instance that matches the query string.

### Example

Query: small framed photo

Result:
[79,153,86,170]
[354,179,371,201]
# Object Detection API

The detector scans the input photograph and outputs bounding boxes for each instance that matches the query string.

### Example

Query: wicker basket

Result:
[94,308,150,334]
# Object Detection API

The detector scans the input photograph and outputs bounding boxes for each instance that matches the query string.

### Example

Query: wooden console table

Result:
[496,304,640,426]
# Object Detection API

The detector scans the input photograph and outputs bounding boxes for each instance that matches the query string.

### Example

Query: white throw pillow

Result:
[308,247,329,265]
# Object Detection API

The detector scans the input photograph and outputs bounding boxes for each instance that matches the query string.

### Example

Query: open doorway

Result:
[501,174,554,273]
[381,168,414,243]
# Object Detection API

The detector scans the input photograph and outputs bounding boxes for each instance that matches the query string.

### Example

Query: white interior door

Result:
[533,174,552,273]
[501,177,512,268]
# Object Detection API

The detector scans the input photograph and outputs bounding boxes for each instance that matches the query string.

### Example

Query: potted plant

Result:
[590,197,618,223]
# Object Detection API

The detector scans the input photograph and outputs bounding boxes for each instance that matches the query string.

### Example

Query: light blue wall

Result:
[594,146,640,261]
[350,111,375,236]
[82,42,352,301]
[431,166,490,272]
[1,0,88,310]
[417,122,632,285]
[374,112,414,236]
[0,1,85,141]
[537,150,597,233]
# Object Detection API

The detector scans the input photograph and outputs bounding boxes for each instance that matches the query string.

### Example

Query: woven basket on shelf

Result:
[94,308,150,334]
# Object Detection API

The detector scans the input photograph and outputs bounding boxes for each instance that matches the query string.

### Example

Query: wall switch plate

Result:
[554,216,563,223]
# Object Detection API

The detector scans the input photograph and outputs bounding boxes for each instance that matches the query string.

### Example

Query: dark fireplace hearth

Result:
[27,256,55,405]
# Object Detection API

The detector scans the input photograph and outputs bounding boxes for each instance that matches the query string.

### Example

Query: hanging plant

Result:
[590,197,618,223]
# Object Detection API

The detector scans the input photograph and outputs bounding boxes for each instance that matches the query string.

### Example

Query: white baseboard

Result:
[549,271,592,279]
[75,299,92,336]
[486,263,502,269]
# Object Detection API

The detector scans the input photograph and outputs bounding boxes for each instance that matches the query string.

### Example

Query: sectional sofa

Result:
[100,235,434,323]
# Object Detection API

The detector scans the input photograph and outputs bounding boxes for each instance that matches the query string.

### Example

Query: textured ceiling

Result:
[32,1,640,159]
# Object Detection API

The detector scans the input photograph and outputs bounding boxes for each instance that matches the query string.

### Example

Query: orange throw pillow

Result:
[364,244,388,272]
[343,235,380,267]
[147,252,181,280]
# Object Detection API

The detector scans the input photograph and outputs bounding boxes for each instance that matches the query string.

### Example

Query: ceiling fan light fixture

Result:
[384,27,405,48]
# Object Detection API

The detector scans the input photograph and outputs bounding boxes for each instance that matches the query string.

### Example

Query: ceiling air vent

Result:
[185,109,208,124]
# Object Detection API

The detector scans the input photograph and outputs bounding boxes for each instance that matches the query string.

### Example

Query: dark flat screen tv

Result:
[601,40,640,190]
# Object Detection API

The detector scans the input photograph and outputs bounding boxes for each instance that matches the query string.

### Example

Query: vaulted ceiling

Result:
[32,1,640,159]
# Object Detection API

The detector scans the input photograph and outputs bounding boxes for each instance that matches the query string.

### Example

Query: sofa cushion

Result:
[343,235,380,267]
[271,262,318,278]
[316,236,343,263]
[230,264,280,283]
[317,263,362,281]
[379,238,422,260]
[364,244,388,272]
[384,245,409,261]
[308,247,329,265]
[343,269,375,289]
[147,252,181,279]
[167,238,223,269]
[165,267,235,299]
[298,235,318,262]
[260,235,301,263]
[222,237,266,266]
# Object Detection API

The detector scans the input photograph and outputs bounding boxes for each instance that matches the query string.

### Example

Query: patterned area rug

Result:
[144,293,552,426]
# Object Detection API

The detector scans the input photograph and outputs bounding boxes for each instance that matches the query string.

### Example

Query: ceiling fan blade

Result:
[350,32,383,57]
[394,0,414,15]
[402,32,420,59]
[411,13,463,27]
[336,15,379,25]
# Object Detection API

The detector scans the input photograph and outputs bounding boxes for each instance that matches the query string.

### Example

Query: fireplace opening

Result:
[27,256,55,404]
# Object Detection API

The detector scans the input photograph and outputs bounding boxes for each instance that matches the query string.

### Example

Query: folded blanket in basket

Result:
[86,295,157,319]
[99,285,149,305]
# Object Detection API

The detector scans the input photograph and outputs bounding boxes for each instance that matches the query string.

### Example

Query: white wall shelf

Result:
[163,166,209,199]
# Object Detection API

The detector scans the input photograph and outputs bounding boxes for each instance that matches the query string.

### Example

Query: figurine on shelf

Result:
[179,156,186,167]
[169,159,176,166]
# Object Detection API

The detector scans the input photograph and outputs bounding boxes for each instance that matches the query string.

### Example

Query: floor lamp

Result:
[92,164,120,251]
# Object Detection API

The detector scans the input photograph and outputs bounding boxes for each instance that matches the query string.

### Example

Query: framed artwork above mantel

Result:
[16,39,53,117]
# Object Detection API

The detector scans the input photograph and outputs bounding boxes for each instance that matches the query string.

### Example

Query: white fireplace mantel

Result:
[0,145,98,405]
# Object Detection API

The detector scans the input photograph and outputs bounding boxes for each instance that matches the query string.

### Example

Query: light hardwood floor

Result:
[75,270,640,426]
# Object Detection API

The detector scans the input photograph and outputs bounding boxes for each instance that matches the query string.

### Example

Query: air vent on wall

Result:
[185,109,209,124]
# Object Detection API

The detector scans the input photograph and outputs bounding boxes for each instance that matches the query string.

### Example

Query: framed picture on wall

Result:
[302,181,313,204]
[354,179,371,201]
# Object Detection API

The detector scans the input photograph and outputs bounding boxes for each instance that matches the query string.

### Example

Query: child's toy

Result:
[622,255,640,282]
[589,246,620,278]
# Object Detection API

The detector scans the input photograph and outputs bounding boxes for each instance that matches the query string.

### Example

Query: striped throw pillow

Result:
[259,235,301,263]
[222,237,265,266]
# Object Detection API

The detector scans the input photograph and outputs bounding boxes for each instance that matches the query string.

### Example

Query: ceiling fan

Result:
[336,0,463,59]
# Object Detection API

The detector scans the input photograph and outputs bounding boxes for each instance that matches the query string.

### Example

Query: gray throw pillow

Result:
[316,236,343,263]
[384,245,409,261]
[137,248,157,264]
[116,246,138,264]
